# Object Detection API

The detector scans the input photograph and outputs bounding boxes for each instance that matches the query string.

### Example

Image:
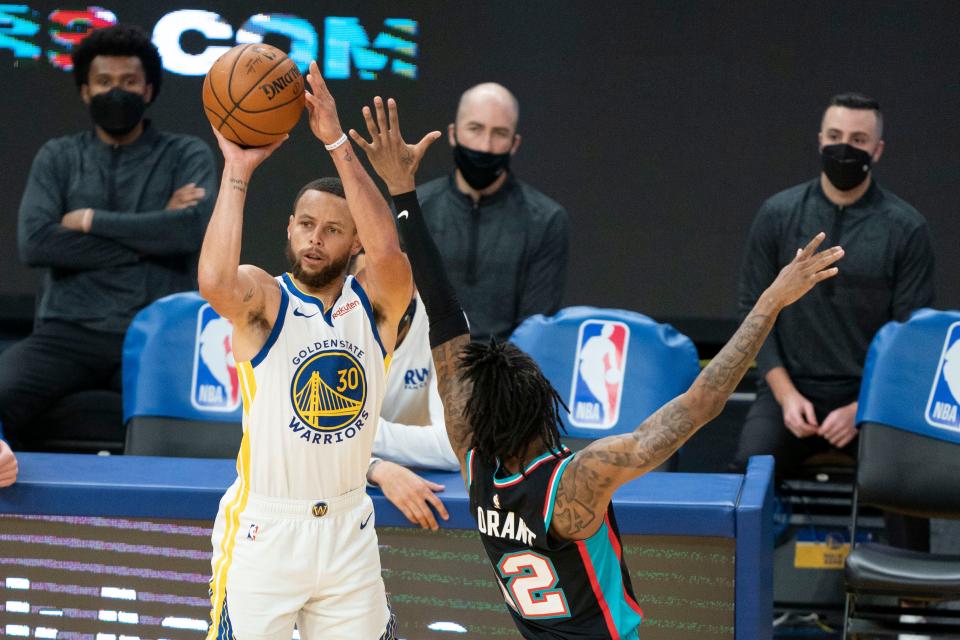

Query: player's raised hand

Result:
[211,126,287,175]
[765,232,843,307]
[349,96,442,195]
[304,60,344,145]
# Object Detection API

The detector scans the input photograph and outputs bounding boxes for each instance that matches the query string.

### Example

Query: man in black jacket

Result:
[734,92,934,550]
[0,24,215,449]
[417,83,569,341]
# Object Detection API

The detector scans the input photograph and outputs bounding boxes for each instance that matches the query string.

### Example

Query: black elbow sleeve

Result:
[391,190,469,347]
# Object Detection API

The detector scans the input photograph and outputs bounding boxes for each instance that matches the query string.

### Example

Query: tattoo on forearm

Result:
[551,308,775,540]
[553,401,696,538]
[700,312,773,395]
[343,149,353,162]
[432,335,473,455]
[229,177,247,194]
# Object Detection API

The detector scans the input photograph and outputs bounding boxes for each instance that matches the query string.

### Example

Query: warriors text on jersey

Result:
[467,447,643,639]
[230,272,389,499]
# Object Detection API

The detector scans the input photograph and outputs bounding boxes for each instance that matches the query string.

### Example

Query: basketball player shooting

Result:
[352,97,844,639]
[198,61,411,640]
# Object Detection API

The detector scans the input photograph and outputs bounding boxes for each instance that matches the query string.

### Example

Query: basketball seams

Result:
[217,43,257,131]
[225,43,254,105]
[218,119,245,146]
[225,112,293,137]
[219,49,292,130]
[207,44,248,128]
[203,44,304,146]
[233,70,304,113]
[205,44,248,136]
[204,81,231,132]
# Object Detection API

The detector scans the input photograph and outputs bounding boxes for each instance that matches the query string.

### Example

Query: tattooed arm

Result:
[550,233,845,541]
[198,127,285,362]
[432,334,474,479]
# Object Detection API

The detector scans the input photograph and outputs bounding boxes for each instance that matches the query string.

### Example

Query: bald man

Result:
[416,83,569,341]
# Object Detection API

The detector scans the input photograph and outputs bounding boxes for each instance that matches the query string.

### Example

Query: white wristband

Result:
[324,133,349,151]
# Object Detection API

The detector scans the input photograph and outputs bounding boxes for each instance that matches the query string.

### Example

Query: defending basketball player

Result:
[198,61,411,640]
[352,98,844,639]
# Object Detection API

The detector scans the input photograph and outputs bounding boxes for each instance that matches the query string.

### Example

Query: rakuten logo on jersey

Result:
[332,300,360,319]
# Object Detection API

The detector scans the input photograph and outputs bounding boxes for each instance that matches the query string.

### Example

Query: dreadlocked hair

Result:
[460,338,567,472]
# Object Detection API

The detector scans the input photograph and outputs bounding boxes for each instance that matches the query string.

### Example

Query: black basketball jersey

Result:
[467,447,643,640]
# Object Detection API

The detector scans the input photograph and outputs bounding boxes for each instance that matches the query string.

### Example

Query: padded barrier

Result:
[510,306,700,440]
[0,453,774,640]
[857,308,960,445]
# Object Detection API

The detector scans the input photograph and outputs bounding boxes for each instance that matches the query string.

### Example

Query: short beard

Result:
[285,241,351,290]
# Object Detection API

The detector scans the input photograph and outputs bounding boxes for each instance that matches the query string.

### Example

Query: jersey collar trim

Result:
[282,273,336,327]
[492,446,571,488]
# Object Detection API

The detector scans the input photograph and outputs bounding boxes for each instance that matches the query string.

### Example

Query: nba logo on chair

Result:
[568,320,629,429]
[924,321,960,431]
[190,304,240,412]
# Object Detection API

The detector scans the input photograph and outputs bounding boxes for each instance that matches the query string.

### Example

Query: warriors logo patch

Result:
[290,350,367,432]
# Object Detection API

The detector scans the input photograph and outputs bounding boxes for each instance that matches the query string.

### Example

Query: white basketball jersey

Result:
[232,273,388,499]
[381,292,433,426]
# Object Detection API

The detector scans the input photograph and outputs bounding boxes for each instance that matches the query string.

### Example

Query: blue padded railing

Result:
[0,453,774,639]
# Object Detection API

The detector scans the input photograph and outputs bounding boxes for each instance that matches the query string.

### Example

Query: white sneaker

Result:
[898,613,931,640]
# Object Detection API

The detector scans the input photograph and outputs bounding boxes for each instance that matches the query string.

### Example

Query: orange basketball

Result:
[202,44,305,147]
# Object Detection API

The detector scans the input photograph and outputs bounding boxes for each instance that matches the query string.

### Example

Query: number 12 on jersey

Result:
[497,551,571,619]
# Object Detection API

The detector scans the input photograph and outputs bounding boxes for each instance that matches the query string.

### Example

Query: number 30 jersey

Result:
[467,447,643,640]
[232,273,388,499]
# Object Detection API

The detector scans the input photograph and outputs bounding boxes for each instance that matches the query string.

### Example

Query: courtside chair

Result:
[843,308,960,638]
[509,306,699,468]
[122,292,243,458]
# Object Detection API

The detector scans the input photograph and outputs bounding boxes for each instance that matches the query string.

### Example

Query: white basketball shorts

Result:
[207,485,391,640]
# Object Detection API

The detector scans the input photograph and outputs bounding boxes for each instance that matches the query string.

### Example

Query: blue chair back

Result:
[510,306,699,440]
[857,308,960,445]
[123,292,243,425]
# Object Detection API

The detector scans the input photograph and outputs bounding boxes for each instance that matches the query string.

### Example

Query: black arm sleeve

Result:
[391,190,469,347]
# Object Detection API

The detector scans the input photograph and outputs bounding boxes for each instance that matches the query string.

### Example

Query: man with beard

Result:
[1,24,214,449]
[198,64,426,639]
[417,83,569,341]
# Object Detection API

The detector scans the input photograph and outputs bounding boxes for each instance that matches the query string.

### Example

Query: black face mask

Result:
[453,141,512,190]
[821,143,872,191]
[89,87,147,136]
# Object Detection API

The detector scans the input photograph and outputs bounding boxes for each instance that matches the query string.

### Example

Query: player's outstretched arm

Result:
[303,62,411,341]
[551,233,844,540]
[352,97,473,476]
[198,128,285,360]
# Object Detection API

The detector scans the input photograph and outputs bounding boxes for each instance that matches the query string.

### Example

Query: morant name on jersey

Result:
[476,506,537,546]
